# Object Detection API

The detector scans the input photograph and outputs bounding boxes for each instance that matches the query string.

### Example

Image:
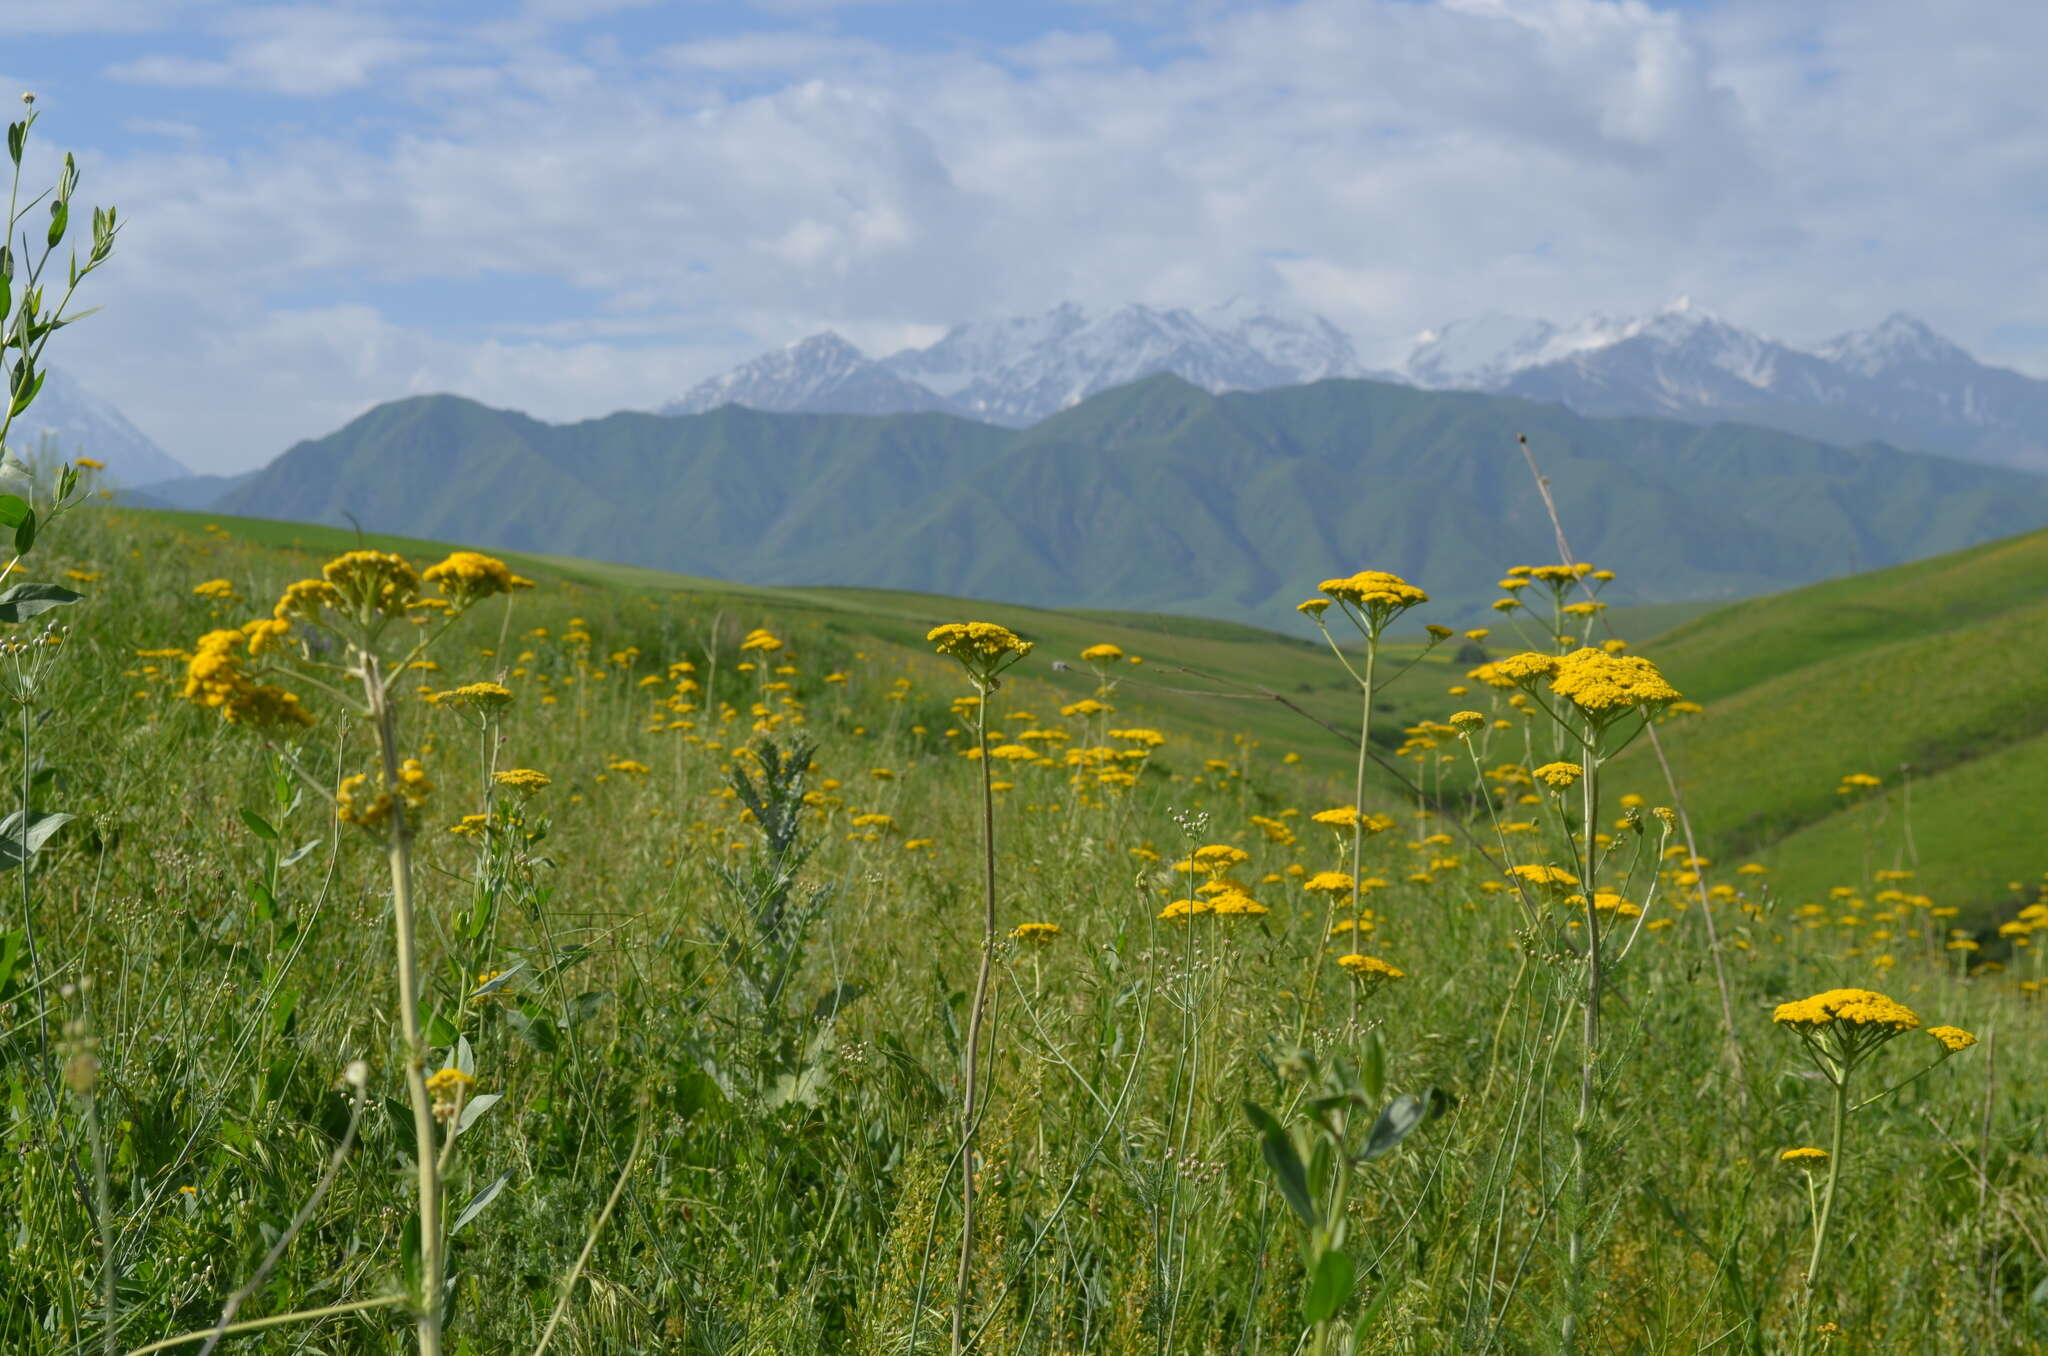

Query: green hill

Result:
[213,374,2048,623]
[1608,527,2048,908]
[153,505,2046,916]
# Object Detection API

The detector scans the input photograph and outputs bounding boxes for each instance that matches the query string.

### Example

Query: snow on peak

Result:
[1817,313,1971,377]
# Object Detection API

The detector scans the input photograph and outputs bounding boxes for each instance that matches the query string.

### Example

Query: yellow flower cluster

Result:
[1779,1147,1829,1166]
[1336,953,1405,981]
[425,1066,477,1121]
[421,550,527,605]
[492,768,551,793]
[433,680,514,712]
[1316,569,1429,632]
[322,550,421,618]
[1533,761,1583,790]
[1507,863,1581,890]
[1010,922,1062,944]
[1548,648,1683,719]
[181,627,313,731]
[1771,988,1920,1031]
[928,621,1034,682]
[1079,643,1123,662]
[336,758,432,831]
[1926,1025,1977,1052]
[740,627,783,653]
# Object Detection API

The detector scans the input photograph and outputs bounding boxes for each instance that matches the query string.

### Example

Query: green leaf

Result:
[6,123,21,167]
[454,1092,502,1137]
[13,507,34,555]
[507,1002,559,1054]
[1304,1249,1355,1325]
[45,199,65,250]
[468,962,525,1001]
[1361,1087,1450,1162]
[451,1171,510,1236]
[239,808,278,841]
[0,927,24,994]
[424,1008,459,1048]
[1244,1101,1317,1229]
[400,1213,423,1299]
[0,810,73,869]
[1361,1029,1386,1106]
[8,368,43,417]
[0,495,26,528]
[279,838,321,869]
[0,582,80,622]
[246,878,276,922]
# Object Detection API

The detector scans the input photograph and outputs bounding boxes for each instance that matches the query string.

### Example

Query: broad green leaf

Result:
[1361,1029,1386,1105]
[468,962,525,1000]
[424,1008,458,1048]
[45,199,65,249]
[454,1092,502,1137]
[1361,1087,1450,1162]
[454,1034,475,1076]
[451,1171,510,1236]
[13,506,34,555]
[239,808,278,841]
[1244,1101,1317,1229]
[0,810,73,869]
[1304,1249,1355,1325]
[0,582,80,623]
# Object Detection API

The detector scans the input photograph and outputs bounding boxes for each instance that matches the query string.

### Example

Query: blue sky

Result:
[10,0,2048,474]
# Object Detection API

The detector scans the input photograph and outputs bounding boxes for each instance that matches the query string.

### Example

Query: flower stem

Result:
[363,656,443,1356]
[953,692,999,1354]
[1564,736,1602,1351]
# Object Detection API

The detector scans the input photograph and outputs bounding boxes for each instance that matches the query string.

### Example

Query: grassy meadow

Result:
[0,498,2042,1356]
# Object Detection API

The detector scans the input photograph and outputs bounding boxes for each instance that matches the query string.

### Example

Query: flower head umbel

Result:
[421,550,528,609]
[181,627,313,731]
[1779,1147,1829,1168]
[1548,648,1682,725]
[321,550,420,620]
[1317,570,1428,636]
[928,621,1033,689]
[1926,1025,1977,1054]
[1774,987,1920,1078]
[1336,952,1406,996]
[1010,922,1062,945]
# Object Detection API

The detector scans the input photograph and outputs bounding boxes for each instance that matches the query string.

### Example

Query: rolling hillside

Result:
[212,374,2048,623]
[137,506,2046,921]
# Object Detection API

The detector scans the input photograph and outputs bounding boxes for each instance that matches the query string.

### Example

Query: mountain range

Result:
[211,373,2048,624]
[9,368,189,484]
[661,298,2048,473]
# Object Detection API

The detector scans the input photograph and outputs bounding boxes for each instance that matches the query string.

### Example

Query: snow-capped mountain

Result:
[662,300,1374,428]
[661,332,954,418]
[5,368,189,484]
[1402,301,2048,473]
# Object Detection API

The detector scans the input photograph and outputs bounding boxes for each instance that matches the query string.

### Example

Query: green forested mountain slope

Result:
[217,374,2048,621]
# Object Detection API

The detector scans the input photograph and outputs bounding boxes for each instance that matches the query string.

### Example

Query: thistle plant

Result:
[926,619,1033,1354]
[1772,989,1977,1347]
[180,547,530,1355]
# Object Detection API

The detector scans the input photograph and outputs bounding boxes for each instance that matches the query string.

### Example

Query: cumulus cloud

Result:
[31,0,2048,471]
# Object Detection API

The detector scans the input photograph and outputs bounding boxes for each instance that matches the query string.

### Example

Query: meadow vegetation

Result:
[2,108,2044,1356]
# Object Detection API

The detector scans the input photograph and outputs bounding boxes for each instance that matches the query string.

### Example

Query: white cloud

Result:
[44,0,2048,472]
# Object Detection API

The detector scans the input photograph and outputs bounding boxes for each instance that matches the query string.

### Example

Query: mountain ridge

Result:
[217,373,2048,625]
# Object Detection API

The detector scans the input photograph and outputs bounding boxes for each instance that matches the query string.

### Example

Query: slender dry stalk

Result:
[953,693,999,1355]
